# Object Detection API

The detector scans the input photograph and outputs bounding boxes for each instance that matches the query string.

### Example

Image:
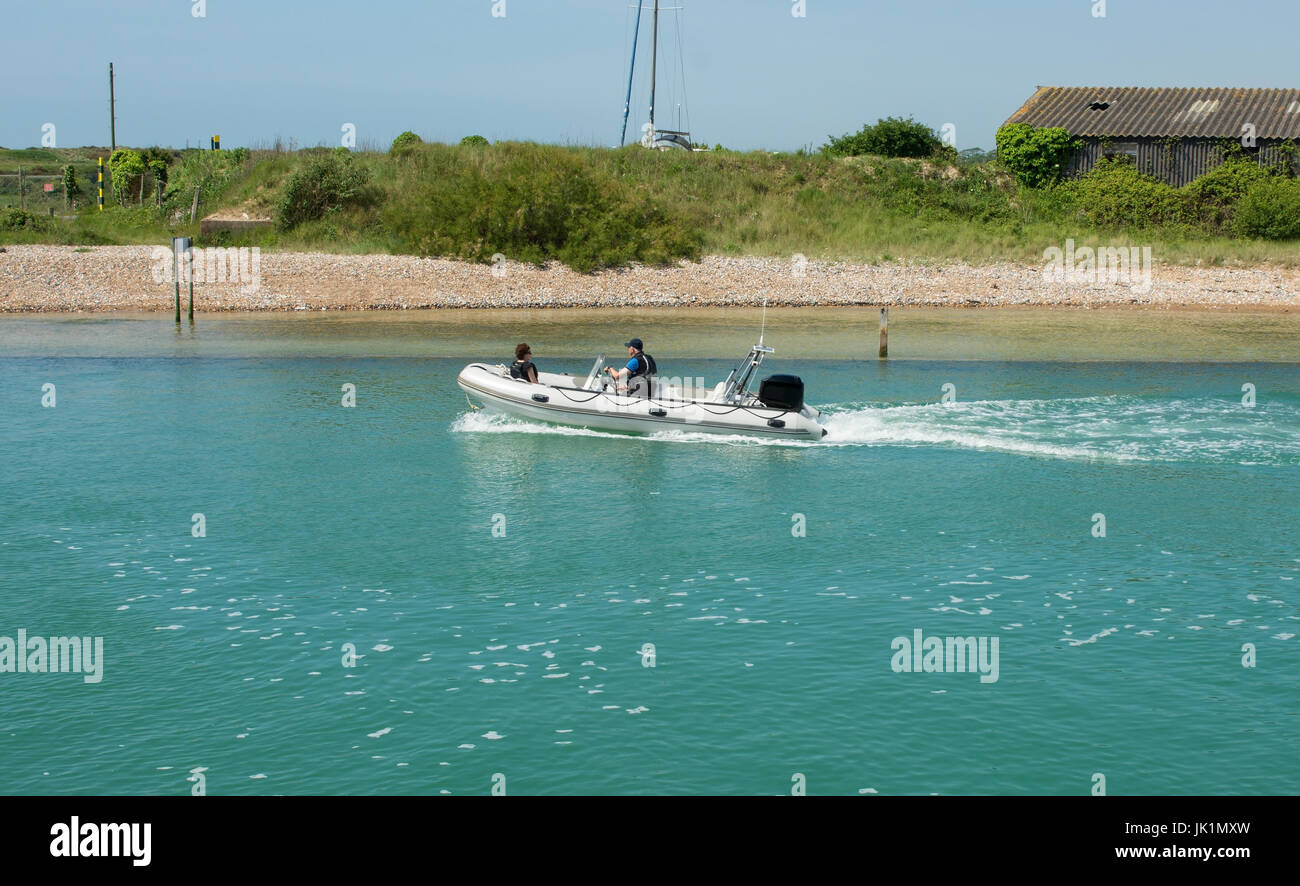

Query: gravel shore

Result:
[1,245,1296,312]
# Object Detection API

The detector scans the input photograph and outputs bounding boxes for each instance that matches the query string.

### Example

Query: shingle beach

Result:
[1,245,1295,312]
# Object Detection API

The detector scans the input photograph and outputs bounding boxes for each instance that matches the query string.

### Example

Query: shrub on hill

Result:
[390,131,422,155]
[1068,158,1188,228]
[107,149,146,204]
[0,208,51,231]
[165,150,244,211]
[995,124,1078,189]
[1184,157,1270,227]
[382,142,701,272]
[275,151,374,230]
[1232,177,1300,240]
[825,117,951,160]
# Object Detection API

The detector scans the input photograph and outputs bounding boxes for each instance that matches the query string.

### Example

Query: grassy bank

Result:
[2,141,1298,270]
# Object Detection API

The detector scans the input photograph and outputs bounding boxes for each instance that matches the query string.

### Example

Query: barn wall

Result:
[1066,138,1297,186]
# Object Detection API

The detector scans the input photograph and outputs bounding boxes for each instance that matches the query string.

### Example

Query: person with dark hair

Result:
[509,343,538,384]
[604,337,657,398]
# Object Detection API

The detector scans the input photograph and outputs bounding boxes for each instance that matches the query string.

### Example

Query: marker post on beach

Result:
[172,237,191,324]
[879,308,888,359]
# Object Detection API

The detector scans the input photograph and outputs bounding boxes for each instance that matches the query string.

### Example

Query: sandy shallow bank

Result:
[0,245,1296,312]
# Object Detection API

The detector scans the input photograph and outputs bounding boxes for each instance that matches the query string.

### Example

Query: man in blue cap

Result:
[605,337,657,398]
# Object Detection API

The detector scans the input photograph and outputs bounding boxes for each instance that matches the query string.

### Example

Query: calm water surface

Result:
[2,308,1297,795]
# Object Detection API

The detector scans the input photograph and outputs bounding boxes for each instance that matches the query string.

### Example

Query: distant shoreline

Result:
[1,245,1296,313]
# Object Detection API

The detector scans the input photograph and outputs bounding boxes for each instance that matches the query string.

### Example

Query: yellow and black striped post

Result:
[97,157,104,211]
[210,134,220,151]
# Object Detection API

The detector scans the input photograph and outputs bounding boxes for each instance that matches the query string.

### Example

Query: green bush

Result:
[390,131,422,155]
[0,208,50,231]
[1069,158,1189,228]
[62,165,82,201]
[382,142,701,272]
[230,147,250,165]
[995,124,1078,189]
[108,149,146,204]
[824,117,948,160]
[141,146,173,167]
[460,135,489,147]
[1184,158,1269,226]
[164,149,242,210]
[1231,177,1300,239]
[275,151,373,230]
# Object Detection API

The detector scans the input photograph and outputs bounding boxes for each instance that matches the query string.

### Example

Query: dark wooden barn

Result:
[1003,87,1300,186]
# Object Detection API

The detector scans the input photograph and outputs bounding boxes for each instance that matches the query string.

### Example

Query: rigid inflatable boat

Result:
[457,341,828,441]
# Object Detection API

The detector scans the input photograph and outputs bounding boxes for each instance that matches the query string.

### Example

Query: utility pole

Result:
[109,63,116,154]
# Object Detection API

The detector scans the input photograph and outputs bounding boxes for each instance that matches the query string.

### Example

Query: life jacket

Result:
[509,360,536,381]
[627,351,656,398]
[630,351,657,378]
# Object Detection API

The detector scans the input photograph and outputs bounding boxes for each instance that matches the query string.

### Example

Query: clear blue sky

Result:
[5,0,1297,153]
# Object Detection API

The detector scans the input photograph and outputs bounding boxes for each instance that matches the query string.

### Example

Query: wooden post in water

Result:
[172,237,191,324]
[173,249,181,324]
[878,307,889,359]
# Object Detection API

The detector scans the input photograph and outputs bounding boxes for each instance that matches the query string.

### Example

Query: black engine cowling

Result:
[758,374,804,411]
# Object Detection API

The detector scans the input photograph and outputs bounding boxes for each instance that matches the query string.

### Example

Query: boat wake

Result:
[820,394,1298,464]
[453,410,626,440]
[454,394,1298,465]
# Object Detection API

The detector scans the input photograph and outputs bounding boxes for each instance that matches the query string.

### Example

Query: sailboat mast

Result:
[620,0,644,146]
[648,0,659,141]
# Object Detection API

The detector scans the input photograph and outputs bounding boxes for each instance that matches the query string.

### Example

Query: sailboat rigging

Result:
[619,1,693,150]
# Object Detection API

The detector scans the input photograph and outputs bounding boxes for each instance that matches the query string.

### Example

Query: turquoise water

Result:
[2,311,1297,795]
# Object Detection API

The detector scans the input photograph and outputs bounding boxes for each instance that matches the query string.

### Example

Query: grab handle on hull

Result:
[649,408,668,417]
[531,393,550,403]
[767,418,786,428]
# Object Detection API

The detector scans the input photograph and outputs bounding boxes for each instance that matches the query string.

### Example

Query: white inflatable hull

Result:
[457,363,828,441]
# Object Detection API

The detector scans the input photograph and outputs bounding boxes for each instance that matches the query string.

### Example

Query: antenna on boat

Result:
[759,298,767,348]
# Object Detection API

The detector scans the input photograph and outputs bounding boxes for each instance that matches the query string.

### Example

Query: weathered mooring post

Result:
[878,307,888,359]
[172,236,191,324]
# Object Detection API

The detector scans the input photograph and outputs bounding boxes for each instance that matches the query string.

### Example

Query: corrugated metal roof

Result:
[1004,87,1300,139]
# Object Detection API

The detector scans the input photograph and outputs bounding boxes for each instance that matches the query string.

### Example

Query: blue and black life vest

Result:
[628,351,656,397]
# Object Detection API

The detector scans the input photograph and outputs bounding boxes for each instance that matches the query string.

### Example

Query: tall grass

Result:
[3,142,1298,268]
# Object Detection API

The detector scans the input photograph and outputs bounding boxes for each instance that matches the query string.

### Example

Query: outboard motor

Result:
[757,374,804,411]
